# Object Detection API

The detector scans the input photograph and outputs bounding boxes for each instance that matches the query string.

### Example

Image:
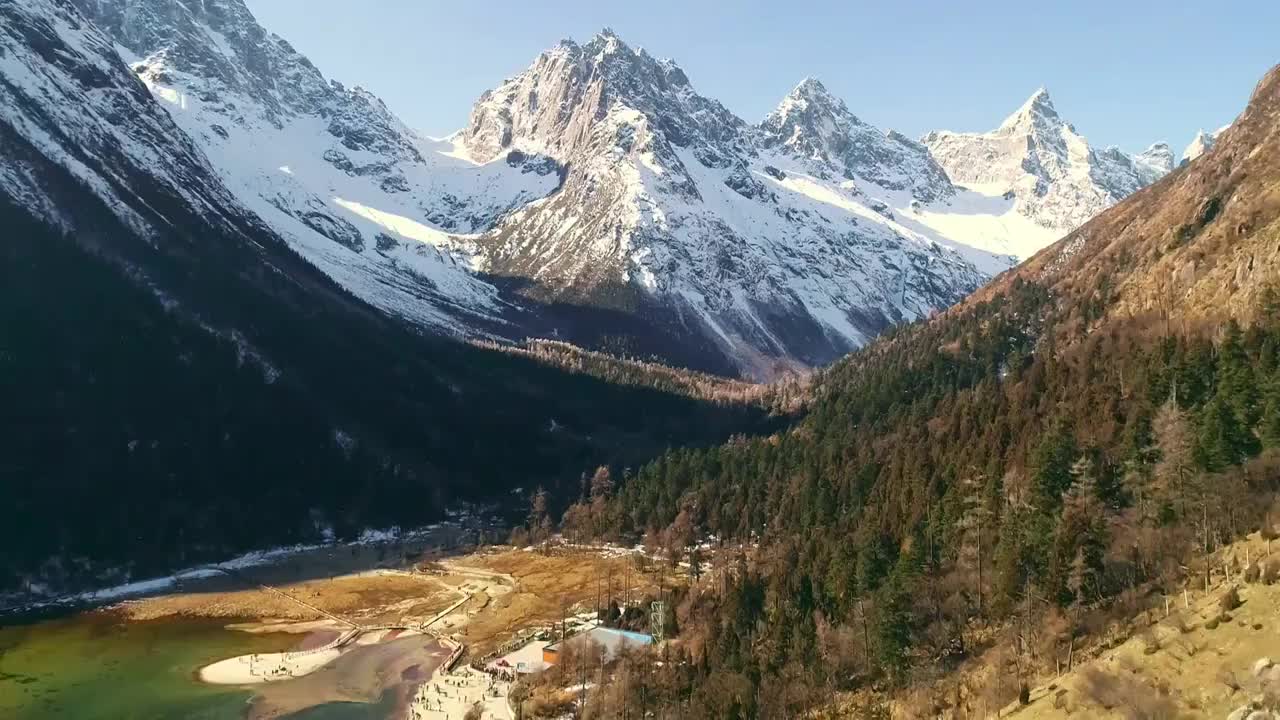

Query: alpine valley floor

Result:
[0,535,691,720]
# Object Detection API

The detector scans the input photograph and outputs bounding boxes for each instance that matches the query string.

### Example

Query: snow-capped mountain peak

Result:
[1182,126,1228,163]
[462,28,742,170]
[12,6,1174,379]
[594,25,622,42]
[759,78,954,202]
[1134,141,1175,183]
[760,77,861,156]
[996,87,1066,134]
[922,88,1172,237]
[774,77,844,115]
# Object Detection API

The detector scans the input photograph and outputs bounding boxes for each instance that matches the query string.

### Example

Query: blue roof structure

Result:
[546,626,654,662]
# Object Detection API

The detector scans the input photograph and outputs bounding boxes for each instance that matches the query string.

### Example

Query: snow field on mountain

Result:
[18,0,1179,374]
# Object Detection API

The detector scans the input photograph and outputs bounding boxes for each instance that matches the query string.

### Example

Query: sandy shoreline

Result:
[199,647,343,684]
[196,626,431,685]
[2,521,481,618]
[35,545,676,718]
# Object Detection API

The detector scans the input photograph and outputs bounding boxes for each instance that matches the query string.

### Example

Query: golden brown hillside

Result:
[1001,530,1280,720]
[967,64,1280,337]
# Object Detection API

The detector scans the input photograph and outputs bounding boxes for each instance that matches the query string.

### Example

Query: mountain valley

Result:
[1,2,1275,719]
[29,0,1185,378]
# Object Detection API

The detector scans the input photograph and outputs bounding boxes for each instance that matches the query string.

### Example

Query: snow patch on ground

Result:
[6,522,458,614]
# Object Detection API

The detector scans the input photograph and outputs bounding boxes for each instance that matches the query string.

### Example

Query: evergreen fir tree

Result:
[873,574,914,680]
[1261,374,1280,450]
[1032,419,1079,510]
[1219,321,1261,426]
[1051,458,1107,605]
[1196,393,1258,471]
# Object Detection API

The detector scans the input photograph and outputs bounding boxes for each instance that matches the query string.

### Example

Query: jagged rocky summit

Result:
[3,3,1174,377]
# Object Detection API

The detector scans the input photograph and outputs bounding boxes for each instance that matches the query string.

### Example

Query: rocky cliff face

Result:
[0,0,273,250]
[7,1,1177,378]
[459,32,1001,376]
[67,0,562,335]
[922,89,1172,243]
[969,64,1280,336]
[758,78,954,203]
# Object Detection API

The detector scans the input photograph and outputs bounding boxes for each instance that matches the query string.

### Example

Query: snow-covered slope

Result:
[68,0,562,333]
[0,0,240,240]
[460,33,1003,376]
[14,1,1172,378]
[1132,142,1175,185]
[921,90,1171,256]
[1182,125,1230,163]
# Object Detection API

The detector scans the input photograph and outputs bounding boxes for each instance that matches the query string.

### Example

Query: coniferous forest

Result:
[4,3,1280,718]
[0,201,776,600]
[553,278,1280,718]
[539,62,1280,718]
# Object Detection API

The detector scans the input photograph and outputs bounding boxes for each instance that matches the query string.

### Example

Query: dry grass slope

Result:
[965,63,1280,339]
[1004,531,1280,719]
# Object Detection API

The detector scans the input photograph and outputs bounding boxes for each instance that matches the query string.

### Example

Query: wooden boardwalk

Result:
[216,567,360,628]
[419,592,472,631]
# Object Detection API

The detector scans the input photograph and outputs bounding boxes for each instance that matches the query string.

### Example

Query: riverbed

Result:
[0,611,446,719]
[0,524,477,720]
[0,612,288,719]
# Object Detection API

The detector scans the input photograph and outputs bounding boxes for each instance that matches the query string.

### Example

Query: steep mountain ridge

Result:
[462,34,1000,376]
[69,0,562,335]
[923,89,1171,247]
[0,0,772,598]
[968,63,1280,336]
[0,0,246,242]
[16,0,1175,379]
[757,77,954,203]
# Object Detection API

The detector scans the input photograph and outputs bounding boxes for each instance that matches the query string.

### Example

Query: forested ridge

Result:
[0,198,774,603]
[474,338,810,412]
[551,63,1280,718]
[557,276,1280,718]
[0,0,794,605]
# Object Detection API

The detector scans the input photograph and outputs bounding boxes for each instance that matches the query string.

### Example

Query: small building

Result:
[488,639,552,675]
[542,627,654,666]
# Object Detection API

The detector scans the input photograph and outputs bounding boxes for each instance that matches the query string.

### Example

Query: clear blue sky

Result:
[245,0,1276,155]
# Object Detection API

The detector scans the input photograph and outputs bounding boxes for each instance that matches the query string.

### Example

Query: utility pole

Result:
[977,506,985,618]
[1205,502,1212,592]
[857,597,870,673]
[1022,576,1033,661]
